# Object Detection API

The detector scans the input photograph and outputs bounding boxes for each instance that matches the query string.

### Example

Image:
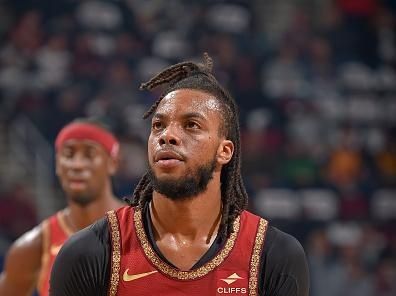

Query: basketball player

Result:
[0,118,125,296]
[50,54,309,295]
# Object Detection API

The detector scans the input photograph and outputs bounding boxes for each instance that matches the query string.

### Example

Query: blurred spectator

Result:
[262,40,310,99]
[279,142,319,188]
[336,0,379,67]
[8,10,43,57]
[307,229,345,296]
[34,33,71,90]
[337,245,375,296]
[375,257,396,296]
[0,183,37,241]
[374,7,396,65]
[326,127,363,188]
[71,32,106,85]
[375,130,396,186]
[76,0,123,31]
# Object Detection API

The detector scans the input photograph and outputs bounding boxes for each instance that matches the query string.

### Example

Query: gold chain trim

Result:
[57,211,74,236]
[37,220,50,293]
[134,208,240,280]
[107,210,121,296]
[249,218,268,296]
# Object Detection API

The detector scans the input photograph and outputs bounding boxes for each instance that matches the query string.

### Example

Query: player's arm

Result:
[259,227,310,296]
[0,225,43,296]
[50,217,110,296]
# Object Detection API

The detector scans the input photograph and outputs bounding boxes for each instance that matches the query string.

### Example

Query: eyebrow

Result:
[153,112,207,121]
[61,140,101,149]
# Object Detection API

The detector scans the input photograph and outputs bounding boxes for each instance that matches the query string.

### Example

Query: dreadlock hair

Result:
[132,53,248,240]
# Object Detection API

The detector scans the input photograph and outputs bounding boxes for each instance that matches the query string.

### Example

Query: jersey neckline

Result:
[133,207,241,280]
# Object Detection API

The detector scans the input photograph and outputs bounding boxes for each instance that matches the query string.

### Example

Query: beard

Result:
[148,158,217,201]
[68,192,96,207]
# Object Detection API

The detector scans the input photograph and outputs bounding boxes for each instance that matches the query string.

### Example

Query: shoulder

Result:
[241,211,306,262]
[4,223,43,269]
[113,205,135,217]
[263,226,306,261]
[243,211,305,260]
[259,226,310,296]
[261,226,308,277]
[50,218,110,295]
[55,217,110,263]
[0,224,43,292]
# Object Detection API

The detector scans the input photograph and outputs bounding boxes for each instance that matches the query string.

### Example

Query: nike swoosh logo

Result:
[123,269,158,282]
[50,244,63,256]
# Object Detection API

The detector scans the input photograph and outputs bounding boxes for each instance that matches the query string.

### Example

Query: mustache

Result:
[154,146,186,161]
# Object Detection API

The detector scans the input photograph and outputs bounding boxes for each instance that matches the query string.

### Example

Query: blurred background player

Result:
[0,118,124,296]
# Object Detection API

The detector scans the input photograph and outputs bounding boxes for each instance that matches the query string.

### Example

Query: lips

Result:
[68,179,88,190]
[68,177,88,183]
[154,150,184,162]
[154,150,184,169]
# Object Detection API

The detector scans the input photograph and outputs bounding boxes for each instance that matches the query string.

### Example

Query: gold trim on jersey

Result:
[248,218,268,295]
[57,211,74,236]
[133,208,241,280]
[37,220,50,293]
[107,210,121,296]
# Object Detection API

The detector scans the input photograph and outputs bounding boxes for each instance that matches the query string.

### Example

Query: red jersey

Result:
[106,206,268,296]
[37,211,73,296]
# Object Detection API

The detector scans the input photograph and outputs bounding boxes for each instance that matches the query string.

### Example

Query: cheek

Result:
[56,161,68,177]
[57,158,69,167]
[189,139,218,159]
[57,170,67,184]
[91,158,107,175]
[147,136,156,160]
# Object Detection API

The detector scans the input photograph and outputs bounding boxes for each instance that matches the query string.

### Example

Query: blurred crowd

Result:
[0,0,395,295]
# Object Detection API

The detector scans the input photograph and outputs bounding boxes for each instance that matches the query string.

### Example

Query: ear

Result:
[107,154,119,176]
[217,140,234,165]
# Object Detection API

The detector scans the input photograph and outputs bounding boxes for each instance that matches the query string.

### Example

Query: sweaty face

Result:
[56,140,113,206]
[148,89,226,200]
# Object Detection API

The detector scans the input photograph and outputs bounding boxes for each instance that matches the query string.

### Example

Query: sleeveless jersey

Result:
[37,211,73,296]
[106,206,268,296]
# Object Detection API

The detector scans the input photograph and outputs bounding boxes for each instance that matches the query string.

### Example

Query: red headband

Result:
[55,123,119,158]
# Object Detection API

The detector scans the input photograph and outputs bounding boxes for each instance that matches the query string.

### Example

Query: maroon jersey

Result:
[38,211,73,296]
[106,206,268,296]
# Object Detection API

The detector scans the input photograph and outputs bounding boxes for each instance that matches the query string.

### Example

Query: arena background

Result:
[0,0,395,295]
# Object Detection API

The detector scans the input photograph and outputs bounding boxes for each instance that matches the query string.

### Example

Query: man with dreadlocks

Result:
[50,54,309,296]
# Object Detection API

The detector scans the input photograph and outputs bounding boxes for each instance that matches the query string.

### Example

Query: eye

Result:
[185,121,200,129]
[152,121,163,130]
[85,147,97,159]
[62,148,74,158]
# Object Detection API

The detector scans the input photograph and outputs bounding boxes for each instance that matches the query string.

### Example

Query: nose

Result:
[159,124,181,146]
[68,153,87,170]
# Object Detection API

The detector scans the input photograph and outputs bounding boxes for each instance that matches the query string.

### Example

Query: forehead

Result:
[155,89,223,118]
[59,139,104,152]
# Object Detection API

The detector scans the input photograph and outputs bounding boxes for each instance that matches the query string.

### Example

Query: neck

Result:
[150,176,222,241]
[65,185,122,232]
